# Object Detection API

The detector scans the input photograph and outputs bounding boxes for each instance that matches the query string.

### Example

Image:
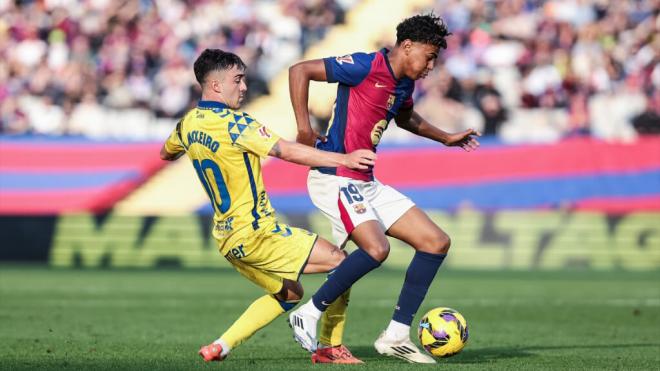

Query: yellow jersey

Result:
[164,100,281,242]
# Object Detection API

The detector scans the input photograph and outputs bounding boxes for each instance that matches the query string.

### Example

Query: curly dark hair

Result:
[193,49,247,84]
[396,13,452,49]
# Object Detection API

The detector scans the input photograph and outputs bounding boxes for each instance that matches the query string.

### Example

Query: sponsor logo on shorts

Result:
[353,203,367,214]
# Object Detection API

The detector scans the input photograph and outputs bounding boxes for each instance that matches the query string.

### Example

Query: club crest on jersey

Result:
[370,119,389,146]
[387,94,396,110]
[258,126,271,138]
[335,55,354,65]
[353,203,367,214]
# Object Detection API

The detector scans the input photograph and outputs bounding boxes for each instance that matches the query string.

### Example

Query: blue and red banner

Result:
[0,137,164,214]
[2,136,659,215]
[255,137,660,214]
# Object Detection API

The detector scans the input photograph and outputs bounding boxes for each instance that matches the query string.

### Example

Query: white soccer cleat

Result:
[288,308,318,353]
[374,331,437,364]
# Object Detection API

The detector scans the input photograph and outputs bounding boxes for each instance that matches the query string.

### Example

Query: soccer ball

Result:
[418,307,468,358]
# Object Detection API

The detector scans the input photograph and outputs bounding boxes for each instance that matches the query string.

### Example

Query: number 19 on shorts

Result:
[340,184,364,205]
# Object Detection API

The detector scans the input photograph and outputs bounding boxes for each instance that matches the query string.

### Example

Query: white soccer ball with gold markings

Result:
[418,307,469,358]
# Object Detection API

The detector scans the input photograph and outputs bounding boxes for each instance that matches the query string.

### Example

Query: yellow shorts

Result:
[218,220,317,294]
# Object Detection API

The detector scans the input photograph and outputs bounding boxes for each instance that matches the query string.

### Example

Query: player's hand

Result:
[343,149,377,170]
[297,129,326,147]
[444,128,481,152]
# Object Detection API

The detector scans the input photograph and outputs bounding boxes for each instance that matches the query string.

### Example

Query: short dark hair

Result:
[396,13,451,49]
[193,49,247,84]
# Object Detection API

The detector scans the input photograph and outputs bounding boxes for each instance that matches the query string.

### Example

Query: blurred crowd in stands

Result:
[1,0,658,142]
[413,0,659,142]
[0,0,351,138]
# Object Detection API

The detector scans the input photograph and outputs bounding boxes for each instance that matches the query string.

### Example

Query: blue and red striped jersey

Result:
[316,49,415,181]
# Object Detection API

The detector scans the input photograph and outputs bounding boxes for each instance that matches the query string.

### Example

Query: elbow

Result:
[289,62,302,75]
[160,147,176,161]
[288,63,303,82]
[289,62,312,82]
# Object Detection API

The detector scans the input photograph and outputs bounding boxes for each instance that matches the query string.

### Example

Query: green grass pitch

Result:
[1,266,658,370]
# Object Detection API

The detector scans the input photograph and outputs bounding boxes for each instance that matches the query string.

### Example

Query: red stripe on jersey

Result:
[337,194,355,234]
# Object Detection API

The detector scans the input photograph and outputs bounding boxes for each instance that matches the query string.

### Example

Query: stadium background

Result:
[0,0,659,370]
[1,0,658,269]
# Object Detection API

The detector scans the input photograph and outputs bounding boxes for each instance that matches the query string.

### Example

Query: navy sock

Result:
[392,251,446,325]
[312,248,380,312]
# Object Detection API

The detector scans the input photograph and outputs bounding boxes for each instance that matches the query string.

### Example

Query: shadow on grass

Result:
[338,344,532,365]
[349,343,660,364]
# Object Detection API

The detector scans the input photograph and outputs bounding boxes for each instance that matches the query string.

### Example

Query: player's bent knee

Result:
[418,232,451,254]
[275,279,304,303]
[364,244,390,262]
[289,284,304,302]
[435,233,451,254]
[443,234,451,252]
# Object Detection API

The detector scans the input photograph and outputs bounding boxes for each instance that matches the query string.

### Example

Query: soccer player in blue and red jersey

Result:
[287,14,480,363]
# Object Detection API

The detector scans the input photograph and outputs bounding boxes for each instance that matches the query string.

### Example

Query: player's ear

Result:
[211,78,222,94]
[401,39,413,55]
[208,70,224,94]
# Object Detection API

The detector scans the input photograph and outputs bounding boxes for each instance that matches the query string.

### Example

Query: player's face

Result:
[404,42,439,80]
[218,66,248,109]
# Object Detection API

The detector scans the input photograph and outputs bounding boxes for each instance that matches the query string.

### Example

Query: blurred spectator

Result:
[472,70,507,136]
[0,96,29,134]
[0,0,353,138]
[631,90,660,134]
[415,0,660,143]
[415,66,482,135]
[2,0,657,144]
[283,0,345,52]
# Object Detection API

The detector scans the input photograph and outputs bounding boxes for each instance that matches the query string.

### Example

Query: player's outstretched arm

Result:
[289,59,328,146]
[269,139,376,170]
[395,108,481,152]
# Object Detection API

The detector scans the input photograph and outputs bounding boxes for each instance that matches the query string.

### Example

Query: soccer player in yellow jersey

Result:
[160,49,375,364]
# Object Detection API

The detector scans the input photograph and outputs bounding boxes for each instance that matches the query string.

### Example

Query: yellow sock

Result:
[319,288,351,347]
[220,294,286,349]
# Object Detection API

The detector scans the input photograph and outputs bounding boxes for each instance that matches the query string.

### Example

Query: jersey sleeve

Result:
[401,80,415,110]
[323,52,374,86]
[233,115,281,158]
[401,95,414,110]
[164,120,186,154]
